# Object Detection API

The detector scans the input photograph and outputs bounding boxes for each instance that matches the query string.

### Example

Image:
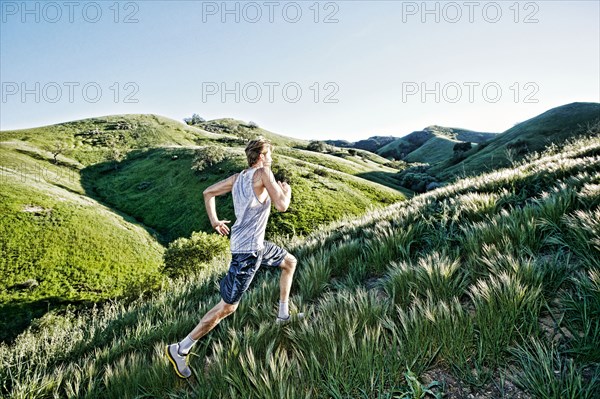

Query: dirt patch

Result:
[22,204,52,216]
[421,368,531,399]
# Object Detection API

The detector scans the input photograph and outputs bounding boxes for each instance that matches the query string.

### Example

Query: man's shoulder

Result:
[253,167,274,183]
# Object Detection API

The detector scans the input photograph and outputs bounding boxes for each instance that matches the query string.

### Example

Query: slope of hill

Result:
[403,135,463,164]
[0,114,224,166]
[195,118,308,148]
[325,136,397,152]
[433,102,600,180]
[3,133,598,398]
[275,147,409,193]
[0,141,164,342]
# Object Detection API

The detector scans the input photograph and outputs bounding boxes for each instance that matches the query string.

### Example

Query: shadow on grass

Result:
[0,297,93,344]
[79,148,173,245]
[355,171,414,198]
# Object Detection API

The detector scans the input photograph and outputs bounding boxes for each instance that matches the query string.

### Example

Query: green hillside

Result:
[0,114,224,166]
[325,136,397,153]
[276,147,409,192]
[0,142,164,342]
[433,102,600,180]
[1,114,406,243]
[2,133,598,398]
[83,145,405,243]
[377,126,496,161]
[378,129,433,159]
[403,135,462,164]
[195,118,308,148]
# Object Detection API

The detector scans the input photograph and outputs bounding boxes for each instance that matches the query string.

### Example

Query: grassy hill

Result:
[377,126,496,161]
[432,102,600,180]
[83,145,406,243]
[2,132,598,398]
[325,136,397,153]
[195,118,308,148]
[0,114,407,341]
[0,114,225,166]
[403,135,463,164]
[0,141,165,342]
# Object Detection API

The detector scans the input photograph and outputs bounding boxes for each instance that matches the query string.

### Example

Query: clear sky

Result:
[1,0,599,141]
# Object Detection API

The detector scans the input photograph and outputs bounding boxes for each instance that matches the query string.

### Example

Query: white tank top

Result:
[229,167,271,253]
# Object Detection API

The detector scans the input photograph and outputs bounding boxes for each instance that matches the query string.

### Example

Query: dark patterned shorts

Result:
[220,241,288,304]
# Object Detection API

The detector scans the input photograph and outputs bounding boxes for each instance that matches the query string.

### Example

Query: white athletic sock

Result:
[278,301,289,319]
[178,335,197,356]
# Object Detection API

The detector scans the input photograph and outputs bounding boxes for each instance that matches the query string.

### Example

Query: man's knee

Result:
[282,254,297,271]
[220,301,238,317]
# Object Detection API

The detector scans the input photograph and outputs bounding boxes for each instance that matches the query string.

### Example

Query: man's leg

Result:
[277,253,305,322]
[166,300,238,378]
[167,252,259,378]
[279,253,297,304]
[187,299,238,341]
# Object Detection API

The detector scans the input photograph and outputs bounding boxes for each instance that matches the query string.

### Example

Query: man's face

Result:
[262,148,272,167]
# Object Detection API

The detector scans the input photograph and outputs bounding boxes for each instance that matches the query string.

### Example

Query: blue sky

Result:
[1,0,599,141]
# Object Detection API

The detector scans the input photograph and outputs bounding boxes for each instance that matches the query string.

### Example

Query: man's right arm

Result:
[260,168,291,212]
[203,173,238,235]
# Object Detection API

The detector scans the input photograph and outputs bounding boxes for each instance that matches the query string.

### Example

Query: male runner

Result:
[166,137,302,378]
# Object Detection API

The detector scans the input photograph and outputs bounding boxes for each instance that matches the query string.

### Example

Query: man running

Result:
[166,137,302,379]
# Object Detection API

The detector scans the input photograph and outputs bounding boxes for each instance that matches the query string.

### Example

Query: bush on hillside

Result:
[235,128,259,144]
[162,231,229,278]
[398,172,437,193]
[44,141,71,164]
[314,167,330,177]
[184,113,205,126]
[477,141,491,152]
[273,165,294,184]
[307,140,334,153]
[191,145,226,173]
[453,142,472,153]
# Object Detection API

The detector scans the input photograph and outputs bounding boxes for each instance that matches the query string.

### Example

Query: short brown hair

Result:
[245,137,272,166]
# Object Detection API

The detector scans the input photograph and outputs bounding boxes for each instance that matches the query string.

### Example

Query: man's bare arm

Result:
[203,174,238,235]
[259,168,291,212]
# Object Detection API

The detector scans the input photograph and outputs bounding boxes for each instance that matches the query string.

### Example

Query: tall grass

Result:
[511,338,600,399]
[470,273,543,365]
[560,269,600,363]
[383,251,468,306]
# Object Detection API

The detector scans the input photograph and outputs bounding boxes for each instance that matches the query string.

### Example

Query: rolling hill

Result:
[0,140,165,342]
[325,136,397,153]
[431,102,600,180]
[377,125,497,162]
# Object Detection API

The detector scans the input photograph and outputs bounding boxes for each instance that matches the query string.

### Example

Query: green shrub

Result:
[162,231,229,277]
[183,113,205,125]
[507,139,530,156]
[399,172,437,193]
[191,145,226,173]
[272,165,293,184]
[307,140,334,153]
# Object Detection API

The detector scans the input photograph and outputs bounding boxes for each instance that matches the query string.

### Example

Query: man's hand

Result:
[212,220,231,236]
